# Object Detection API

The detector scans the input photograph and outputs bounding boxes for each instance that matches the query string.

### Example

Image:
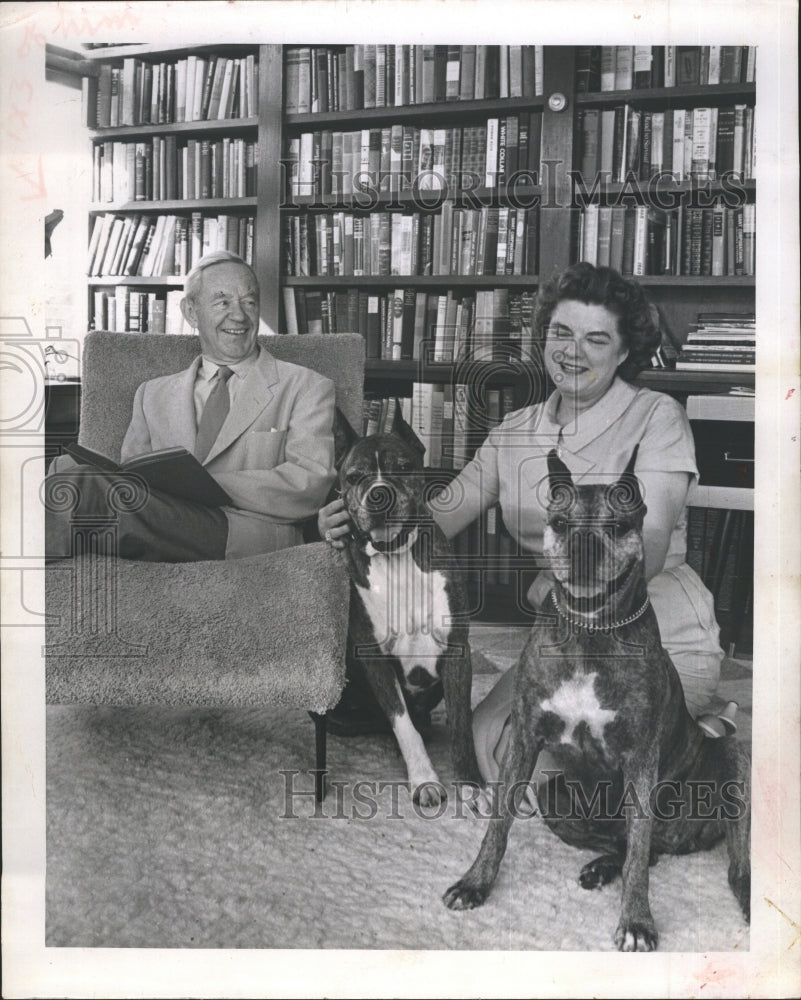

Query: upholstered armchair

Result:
[45,331,364,800]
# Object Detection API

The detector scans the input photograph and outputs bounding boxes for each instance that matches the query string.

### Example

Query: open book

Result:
[65,443,232,508]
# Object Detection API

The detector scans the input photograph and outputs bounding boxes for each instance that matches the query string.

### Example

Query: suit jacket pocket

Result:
[243,429,287,469]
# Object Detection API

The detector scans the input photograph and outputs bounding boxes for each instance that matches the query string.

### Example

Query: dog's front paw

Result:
[442,880,490,911]
[579,854,623,890]
[728,871,751,923]
[413,780,446,808]
[614,919,658,952]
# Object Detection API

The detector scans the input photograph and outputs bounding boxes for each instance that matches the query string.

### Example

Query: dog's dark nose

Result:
[569,530,605,583]
[408,665,434,689]
[365,481,395,513]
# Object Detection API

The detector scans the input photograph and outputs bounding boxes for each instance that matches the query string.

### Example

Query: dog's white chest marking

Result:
[357,549,451,686]
[540,673,617,745]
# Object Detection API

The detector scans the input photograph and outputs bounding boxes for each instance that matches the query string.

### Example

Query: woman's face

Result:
[544,299,629,408]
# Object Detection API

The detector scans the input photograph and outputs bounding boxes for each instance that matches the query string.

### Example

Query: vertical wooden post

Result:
[538,47,578,281]
[257,44,284,335]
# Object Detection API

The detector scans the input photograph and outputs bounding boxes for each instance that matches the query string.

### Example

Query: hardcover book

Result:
[65,444,232,507]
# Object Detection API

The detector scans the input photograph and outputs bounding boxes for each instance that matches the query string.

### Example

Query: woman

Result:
[320,263,725,779]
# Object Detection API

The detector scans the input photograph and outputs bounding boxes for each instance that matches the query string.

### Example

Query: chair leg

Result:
[309,711,328,803]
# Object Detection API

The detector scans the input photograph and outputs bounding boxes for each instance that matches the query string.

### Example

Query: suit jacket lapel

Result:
[155,357,201,454]
[203,349,278,464]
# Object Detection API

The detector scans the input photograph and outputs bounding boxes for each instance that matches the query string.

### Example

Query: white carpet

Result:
[46,647,751,952]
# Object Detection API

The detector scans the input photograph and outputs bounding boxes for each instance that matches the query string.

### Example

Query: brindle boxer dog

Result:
[443,446,750,950]
[338,433,482,807]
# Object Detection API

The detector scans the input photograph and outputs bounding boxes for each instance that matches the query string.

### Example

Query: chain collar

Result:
[550,589,650,633]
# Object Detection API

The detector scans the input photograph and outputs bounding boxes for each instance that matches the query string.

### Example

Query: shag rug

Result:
[46,631,752,952]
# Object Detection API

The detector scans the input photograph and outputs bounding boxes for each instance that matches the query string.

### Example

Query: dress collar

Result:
[522,377,640,485]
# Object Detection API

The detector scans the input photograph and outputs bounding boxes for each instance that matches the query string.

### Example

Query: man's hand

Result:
[319,497,351,549]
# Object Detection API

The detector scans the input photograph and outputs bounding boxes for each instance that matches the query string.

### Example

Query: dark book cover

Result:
[66,443,232,507]
[575,46,601,94]
[400,287,417,360]
[484,46,500,100]
[433,45,448,103]
[528,111,542,176]
[715,106,736,177]
[676,46,701,85]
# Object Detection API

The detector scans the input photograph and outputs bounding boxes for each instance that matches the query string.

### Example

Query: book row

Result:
[85,53,259,128]
[283,287,540,363]
[675,312,755,372]
[87,212,256,278]
[575,45,756,94]
[91,287,190,335]
[282,204,540,278]
[576,104,755,185]
[577,203,756,277]
[284,45,544,115]
[285,114,544,199]
[364,380,515,472]
[686,506,751,624]
[92,137,258,204]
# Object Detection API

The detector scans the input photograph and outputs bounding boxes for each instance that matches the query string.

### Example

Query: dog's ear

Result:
[547,448,572,481]
[333,407,360,471]
[547,448,576,511]
[607,444,645,517]
[623,444,639,478]
[389,400,426,463]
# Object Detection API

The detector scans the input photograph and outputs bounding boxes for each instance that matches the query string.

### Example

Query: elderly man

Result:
[46,250,336,561]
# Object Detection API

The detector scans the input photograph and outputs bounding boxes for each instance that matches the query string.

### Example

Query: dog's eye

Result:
[550,515,568,533]
[615,519,633,534]
[344,472,361,487]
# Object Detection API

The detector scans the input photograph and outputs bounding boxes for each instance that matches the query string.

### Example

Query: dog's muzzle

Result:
[569,530,607,585]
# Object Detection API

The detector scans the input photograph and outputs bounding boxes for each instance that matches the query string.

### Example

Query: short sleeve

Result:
[634,392,699,482]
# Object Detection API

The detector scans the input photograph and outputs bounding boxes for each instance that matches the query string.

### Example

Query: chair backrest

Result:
[78,331,365,460]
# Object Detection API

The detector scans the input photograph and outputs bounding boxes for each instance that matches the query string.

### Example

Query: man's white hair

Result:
[183,250,258,302]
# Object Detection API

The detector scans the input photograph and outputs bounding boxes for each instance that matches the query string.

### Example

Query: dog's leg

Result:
[361,658,445,806]
[725,741,751,922]
[440,643,482,787]
[387,679,445,807]
[615,749,659,951]
[443,699,541,911]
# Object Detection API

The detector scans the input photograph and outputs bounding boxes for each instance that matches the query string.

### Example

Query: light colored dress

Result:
[432,377,723,784]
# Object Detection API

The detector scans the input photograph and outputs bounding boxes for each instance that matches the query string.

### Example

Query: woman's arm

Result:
[636,469,691,581]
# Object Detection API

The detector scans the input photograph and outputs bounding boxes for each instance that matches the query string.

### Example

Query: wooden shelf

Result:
[366,358,536,384]
[285,184,543,211]
[89,197,258,214]
[285,95,545,131]
[285,275,538,289]
[87,275,185,287]
[82,43,259,62]
[365,360,755,395]
[633,275,755,287]
[576,82,756,109]
[571,178,755,200]
[89,117,259,141]
[634,369,755,392]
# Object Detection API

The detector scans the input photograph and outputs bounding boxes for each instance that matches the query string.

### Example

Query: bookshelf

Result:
[81,44,281,335]
[75,43,757,637]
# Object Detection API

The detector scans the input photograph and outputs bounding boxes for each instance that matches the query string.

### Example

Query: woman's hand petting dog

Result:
[318,497,351,549]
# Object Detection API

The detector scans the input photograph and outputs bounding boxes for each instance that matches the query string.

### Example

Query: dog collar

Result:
[550,589,651,632]
[365,525,419,557]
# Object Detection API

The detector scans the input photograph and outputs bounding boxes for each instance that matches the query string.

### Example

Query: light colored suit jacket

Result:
[120,347,336,558]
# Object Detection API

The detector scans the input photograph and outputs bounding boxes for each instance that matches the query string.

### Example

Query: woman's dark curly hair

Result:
[534,262,661,381]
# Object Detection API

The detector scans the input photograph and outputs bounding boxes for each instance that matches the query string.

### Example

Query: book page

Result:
[1,2,798,997]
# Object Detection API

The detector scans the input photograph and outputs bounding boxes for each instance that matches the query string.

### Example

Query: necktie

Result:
[195,365,234,462]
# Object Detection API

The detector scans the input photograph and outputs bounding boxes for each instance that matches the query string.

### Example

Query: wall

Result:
[42,77,91,377]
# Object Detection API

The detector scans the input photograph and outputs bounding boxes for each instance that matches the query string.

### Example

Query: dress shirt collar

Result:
[198,346,261,384]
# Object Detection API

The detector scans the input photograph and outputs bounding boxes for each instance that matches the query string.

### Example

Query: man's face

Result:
[182,262,260,365]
